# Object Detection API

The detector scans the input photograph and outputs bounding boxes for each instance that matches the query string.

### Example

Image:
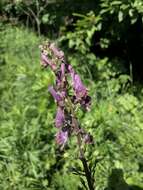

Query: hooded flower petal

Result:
[73,74,87,99]
[67,65,87,99]
[48,86,62,102]
[55,107,65,128]
[55,130,68,145]
[41,52,56,70]
[67,64,74,73]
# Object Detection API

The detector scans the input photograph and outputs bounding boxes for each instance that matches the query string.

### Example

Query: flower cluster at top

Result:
[40,42,92,147]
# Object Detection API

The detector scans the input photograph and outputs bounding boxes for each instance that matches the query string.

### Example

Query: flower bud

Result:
[55,107,65,128]
[49,43,64,59]
[71,73,87,100]
[41,53,56,70]
[48,86,62,102]
[55,130,68,145]
[83,133,93,144]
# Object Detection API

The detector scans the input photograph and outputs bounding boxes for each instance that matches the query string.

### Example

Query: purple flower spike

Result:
[40,42,92,148]
[48,86,62,102]
[55,107,65,128]
[73,74,87,99]
[55,130,68,145]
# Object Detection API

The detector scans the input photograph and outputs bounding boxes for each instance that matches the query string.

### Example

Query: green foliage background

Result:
[0,0,143,189]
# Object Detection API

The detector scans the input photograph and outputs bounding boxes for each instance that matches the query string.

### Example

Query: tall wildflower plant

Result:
[39,42,95,190]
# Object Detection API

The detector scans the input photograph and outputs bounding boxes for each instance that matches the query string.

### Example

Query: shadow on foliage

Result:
[105,169,143,190]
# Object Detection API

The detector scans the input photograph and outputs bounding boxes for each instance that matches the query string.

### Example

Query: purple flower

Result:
[41,52,56,70]
[49,43,64,59]
[55,130,68,145]
[66,64,74,73]
[56,63,66,87]
[40,42,92,147]
[83,133,93,144]
[60,91,66,98]
[66,64,87,99]
[72,73,87,99]
[67,64,91,109]
[61,63,65,76]
[55,107,65,128]
[48,86,62,102]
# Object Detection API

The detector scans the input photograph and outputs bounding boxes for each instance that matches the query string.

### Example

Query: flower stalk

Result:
[39,41,94,189]
[67,98,94,190]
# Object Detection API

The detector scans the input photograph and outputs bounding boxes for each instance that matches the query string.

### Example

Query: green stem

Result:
[66,97,95,190]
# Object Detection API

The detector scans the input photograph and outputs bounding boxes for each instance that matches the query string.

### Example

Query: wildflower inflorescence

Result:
[40,42,92,148]
[40,42,95,190]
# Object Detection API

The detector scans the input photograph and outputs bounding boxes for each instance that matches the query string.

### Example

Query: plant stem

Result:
[66,97,95,190]
[74,118,95,190]
[80,151,94,190]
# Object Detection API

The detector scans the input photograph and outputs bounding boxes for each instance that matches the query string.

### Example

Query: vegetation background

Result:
[0,0,143,189]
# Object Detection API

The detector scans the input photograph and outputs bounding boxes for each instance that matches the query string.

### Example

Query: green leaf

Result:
[42,13,49,24]
[118,11,123,22]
